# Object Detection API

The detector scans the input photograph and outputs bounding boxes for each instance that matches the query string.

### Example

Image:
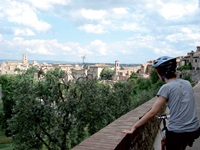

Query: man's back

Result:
[158,79,199,132]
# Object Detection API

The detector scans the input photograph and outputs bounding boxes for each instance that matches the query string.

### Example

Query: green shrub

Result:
[178,62,192,71]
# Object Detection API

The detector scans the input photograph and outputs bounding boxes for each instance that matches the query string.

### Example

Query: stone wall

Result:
[72,97,166,150]
[115,105,166,150]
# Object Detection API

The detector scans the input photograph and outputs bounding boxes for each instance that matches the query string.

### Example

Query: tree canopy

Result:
[0,67,163,150]
[100,68,115,80]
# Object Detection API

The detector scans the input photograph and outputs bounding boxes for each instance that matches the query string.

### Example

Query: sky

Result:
[0,0,200,64]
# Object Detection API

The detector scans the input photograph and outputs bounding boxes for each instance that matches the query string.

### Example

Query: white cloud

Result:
[28,0,71,10]
[53,42,71,52]
[112,8,129,16]
[77,48,92,57]
[155,0,199,20]
[154,47,181,55]
[75,7,142,33]
[3,38,89,58]
[68,5,148,34]
[0,34,2,41]
[14,28,35,36]
[88,40,108,56]
[131,13,145,22]
[115,34,184,60]
[26,46,54,55]
[4,1,51,32]
[6,2,51,32]
[121,22,146,32]
[165,25,200,42]
[180,27,193,33]
[166,32,200,42]
[6,38,57,55]
[79,24,106,34]
[80,9,107,20]
[0,6,3,18]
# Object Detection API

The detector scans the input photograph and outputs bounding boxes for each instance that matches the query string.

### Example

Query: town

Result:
[1,46,200,150]
[0,46,200,81]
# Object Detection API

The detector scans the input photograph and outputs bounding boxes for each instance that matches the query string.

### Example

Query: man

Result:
[122,56,200,150]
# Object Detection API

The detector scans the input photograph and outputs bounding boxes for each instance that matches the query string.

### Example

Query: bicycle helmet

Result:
[152,56,175,68]
[152,56,177,80]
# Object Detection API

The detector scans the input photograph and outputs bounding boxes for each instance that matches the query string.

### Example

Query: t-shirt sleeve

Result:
[157,85,169,99]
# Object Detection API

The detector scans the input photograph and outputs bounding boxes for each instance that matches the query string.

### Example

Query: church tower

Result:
[113,60,120,80]
[23,54,28,64]
[115,60,120,75]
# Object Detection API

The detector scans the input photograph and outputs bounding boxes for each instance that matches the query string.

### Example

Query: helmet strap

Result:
[161,76,165,82]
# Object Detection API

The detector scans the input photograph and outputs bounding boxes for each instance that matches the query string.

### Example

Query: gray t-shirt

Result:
[157,79,200,132]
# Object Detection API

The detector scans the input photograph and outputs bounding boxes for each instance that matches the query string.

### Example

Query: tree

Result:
[8,67,137,149]
[150,69,159,84]
[9,68,80,150]
[177,62,192,71]
[135,78,151,91]
[14,68,21,74]
[8,68,112,149]
[111,81,135,117]
[129,72,138,80]
[0,74,19,136]
[100,68,115,80]
[6,67,161,150]
[0,88,3,129]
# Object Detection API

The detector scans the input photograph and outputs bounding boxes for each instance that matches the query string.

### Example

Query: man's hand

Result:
[121,96,166,135]
[121,126,136,134]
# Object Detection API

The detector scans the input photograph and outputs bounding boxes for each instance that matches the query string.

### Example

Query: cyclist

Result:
[122,56,200,150]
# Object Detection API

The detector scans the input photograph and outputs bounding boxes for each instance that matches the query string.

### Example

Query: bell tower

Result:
[23,54,28,64]
[115,60,120,75]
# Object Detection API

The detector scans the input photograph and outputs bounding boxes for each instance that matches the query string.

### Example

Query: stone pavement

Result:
[154,81,200,150]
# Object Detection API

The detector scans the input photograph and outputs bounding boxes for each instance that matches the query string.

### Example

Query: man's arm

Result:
[122,96,167,134]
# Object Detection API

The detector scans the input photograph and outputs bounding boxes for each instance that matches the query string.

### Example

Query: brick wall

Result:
[72,97,166,150]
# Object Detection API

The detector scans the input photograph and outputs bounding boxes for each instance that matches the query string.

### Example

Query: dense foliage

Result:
[0,68,161,150]
[0,74,20,136]
[100,68,115,80]
[177,62,192,71]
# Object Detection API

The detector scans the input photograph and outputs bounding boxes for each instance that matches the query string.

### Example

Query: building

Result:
[140,61,153,75]
[88,64,114,79]
[71,65,88,80]
[181,46,200,70]
[114,61,141,80]
[0,54,29,75]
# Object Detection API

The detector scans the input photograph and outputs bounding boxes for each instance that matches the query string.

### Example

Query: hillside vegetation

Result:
[0,68,177,150]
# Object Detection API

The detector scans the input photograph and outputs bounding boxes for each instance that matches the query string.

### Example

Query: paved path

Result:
[186,81,200,150]
[154,81,200,150]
